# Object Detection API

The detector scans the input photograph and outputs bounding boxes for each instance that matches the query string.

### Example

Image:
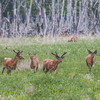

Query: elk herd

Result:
[1,36,97,74]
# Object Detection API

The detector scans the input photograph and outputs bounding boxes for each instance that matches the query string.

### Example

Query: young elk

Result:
[68,36,78,42]
[85,50,97,72]
[43,52,67,74]
[2,50,24,74]
[28,53,40,73]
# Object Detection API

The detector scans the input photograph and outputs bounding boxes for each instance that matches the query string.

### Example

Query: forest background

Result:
[0,0,100,38]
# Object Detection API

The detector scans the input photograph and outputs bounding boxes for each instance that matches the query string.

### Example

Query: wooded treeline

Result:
[0,0,100,38]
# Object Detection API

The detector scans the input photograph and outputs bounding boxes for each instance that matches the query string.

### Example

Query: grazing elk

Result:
[28,53,40,73]
[68,36,78,42]
[59,33,71,37]
[2,50,24,74]
[43,52,67,74]
[85,50,97,72]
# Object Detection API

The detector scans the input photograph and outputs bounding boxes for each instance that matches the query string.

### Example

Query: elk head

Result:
[51,51,67,63]
[28,53,36,60]
[88,50,97,58]
[13,50,24,59]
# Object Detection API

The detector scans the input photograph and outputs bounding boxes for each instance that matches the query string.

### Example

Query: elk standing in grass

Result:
[43,52,67,74]
[68,36,78,42]
[85,50,97,72]
[2,50,24,74]
[28,53,40,73]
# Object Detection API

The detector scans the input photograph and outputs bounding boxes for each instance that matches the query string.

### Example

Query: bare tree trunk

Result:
[97,0,100,35]
[77,1,82,36]
[0,3,2,36]
[74,0,77,34]
[34,0,42,36]
[67,0,72,33]
[13,0,17,37]
[51,0,55,37]
[24,0,33,37]
[59,0,65,35]
[43,8,47,37]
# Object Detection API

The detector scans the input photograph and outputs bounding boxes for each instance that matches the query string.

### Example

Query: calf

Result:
[85,50,97,72]
[28,53,40,73]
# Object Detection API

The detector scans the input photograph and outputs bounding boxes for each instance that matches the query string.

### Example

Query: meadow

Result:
[0,37,100,100]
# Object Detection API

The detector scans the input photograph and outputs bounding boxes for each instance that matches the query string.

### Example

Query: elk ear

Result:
[93,50,97,54]
[34,53,36,55]
[62,57,64,59]
[88,50,92,54]
[28,53,31,55]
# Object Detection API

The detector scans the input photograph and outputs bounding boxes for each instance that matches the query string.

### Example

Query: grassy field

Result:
[0,37,100,100]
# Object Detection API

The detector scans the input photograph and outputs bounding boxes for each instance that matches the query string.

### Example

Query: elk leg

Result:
[88,64,91,73]
[44,69,49,74]
[7,69,11,74]
[93,64,94,71]
[34,67,36,73]
[50,69,52,74]
[2,67,5,74]
[55,69,58,74]
[43,67,45,72]
[43,64,47,72]
[15,68,18,73]
[9,70,11,75]
[36,67,38,71]
[30,68,32,72]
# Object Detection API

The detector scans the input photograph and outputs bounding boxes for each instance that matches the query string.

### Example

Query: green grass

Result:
[0,37,100,100]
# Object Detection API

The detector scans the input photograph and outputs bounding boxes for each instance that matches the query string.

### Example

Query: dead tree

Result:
[0,3,2,36]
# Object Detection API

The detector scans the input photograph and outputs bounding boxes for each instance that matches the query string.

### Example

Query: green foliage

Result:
[0,37,100,99]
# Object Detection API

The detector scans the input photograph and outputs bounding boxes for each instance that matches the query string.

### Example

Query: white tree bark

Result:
[0,3,2,36]
[13,0,17,37]
[51,0,55,37]
[59,0,65,34]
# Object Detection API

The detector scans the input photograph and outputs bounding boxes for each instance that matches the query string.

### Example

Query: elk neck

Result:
[53,60,61,68]
[91,55,94,64]
[30,57,34,61]
[30,57,34,64]
[13,56,20,64]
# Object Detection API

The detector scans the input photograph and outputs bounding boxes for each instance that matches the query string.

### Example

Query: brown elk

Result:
[85,50,97,72]
[2,50,24,74]
[68,36,78,42]
[28,53,40,73]
[59,33,71,37]
[43,52,67,74]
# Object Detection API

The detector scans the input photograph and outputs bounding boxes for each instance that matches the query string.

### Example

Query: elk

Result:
[43,52,67,74]
[2,50,24,74]
[28,53,40,73]
[59,33,71,37]
[85,50,97,72]
[68,36,78,42]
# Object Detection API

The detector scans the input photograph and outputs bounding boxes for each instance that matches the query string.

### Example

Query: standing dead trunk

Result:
[74,0,77,33]
[0,3,2,36]
[34,0,42,36]
[59,0,65,35]
[43,8,47,37]
[24,0,33,37]
[13,0,17,37]
[51,0,55,37]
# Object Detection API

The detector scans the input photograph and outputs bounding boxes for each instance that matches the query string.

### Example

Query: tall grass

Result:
[0,37,100,100]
